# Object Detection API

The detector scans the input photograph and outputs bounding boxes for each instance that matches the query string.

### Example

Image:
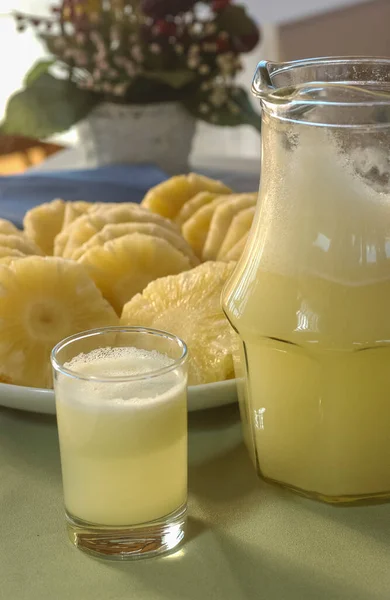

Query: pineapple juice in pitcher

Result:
[223,58,390,503]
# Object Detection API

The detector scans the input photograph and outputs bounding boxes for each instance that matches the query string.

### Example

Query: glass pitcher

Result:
[222,57,390,504]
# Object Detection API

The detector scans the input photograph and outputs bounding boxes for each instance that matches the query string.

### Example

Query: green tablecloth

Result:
[1,403,390,600]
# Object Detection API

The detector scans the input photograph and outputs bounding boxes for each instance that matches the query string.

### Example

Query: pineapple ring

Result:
[62,201,93,229]
[175,192,219,226]
[55,204,179,258]
[72,222,199,266]
[225,233,249,262]
[0,247,26,259]
[181,196,228,258]
[0,256,118,389]
[141,173,231,220]
[0,234,42,256]
[202,194,257,262]
[121,261,238,386]
[0,218,24,237]
[79,232,192,315]
[24,199,66,255]
[218,206,256,260]
[0,256,26,266]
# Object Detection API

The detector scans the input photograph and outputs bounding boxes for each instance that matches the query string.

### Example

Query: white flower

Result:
[76,32,86,46]
[199,103,210,114]
[174,44,184,55]
[102,82,113,93]
[188,57,200,69]
[131,45,144,63]
[189,44,200,55]
[229,103,240,115]
[205,23,217,35]
[199,64,210,75]
[210,88,228,107]
[150,43,162,54]
[203,42,217,53]
[113,83,128,96]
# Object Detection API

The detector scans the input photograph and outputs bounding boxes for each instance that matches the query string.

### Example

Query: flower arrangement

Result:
[1,0,261,139]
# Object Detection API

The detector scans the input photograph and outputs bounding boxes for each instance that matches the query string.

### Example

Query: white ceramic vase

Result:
[76,101,196,174]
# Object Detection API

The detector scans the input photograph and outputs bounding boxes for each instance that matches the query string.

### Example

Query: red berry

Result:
[154,19,177,36]
[212,0,231,11]
[216,37,230,52]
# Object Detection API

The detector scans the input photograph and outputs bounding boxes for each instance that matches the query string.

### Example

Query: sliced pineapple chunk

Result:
[23,199,66,255]
[0,255,25,266]
[218,205,256,260]
[175,192,219,226]
[0,234,42,256]
[121,261,237,385]
[62,201,92,229]
[0,247,26,260]
[79,232,192,315]
[181,196,228,258]
[224,233,249,261]
[55,203,179,258]
[0,218,23,237]
[142,173,231,220]
[73,222,199,266]
[202,194,257,262]
[0,256,118,388]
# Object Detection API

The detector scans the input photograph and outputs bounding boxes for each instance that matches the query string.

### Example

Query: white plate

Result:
[0,379,237,415]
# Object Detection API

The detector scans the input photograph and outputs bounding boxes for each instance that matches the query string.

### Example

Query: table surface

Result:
[2,403,390,600]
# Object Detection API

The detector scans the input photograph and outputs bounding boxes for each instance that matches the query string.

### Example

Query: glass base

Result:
[66,503,187,560]
[261,474,390,506]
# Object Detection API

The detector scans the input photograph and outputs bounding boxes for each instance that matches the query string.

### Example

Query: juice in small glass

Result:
[51,326,188,559]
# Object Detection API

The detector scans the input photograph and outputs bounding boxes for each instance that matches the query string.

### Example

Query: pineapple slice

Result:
[55,204,178,258]
[142,173,231,220]
[72,222,199,266]
[202,194,257,262]
[24,199,66,255]
[0,256,25,266]
[0,218,23,237]
[0,234,42,256]
[218,205,256,260]
[175,192,218,226]
[0,247,26,260]
[62,201,92,229]
[0,256,118,388]
[224,233,249,261]
[121,261,238,385]
[79,232,192,315]
[181,196,228,258]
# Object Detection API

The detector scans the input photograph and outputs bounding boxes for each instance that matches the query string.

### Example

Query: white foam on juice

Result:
[59,346,186,411]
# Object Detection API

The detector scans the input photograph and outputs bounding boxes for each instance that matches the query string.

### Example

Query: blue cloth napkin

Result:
[0,164,167,227]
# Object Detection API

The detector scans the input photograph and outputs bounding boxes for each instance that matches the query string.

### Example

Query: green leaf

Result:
[182,87,261,132]
[0,73,99,139]
[216,5,258,37]
[24,60,55,87]
[142,70,196,89]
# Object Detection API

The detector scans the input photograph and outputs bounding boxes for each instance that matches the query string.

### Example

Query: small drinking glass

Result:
[51,326,188,560]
